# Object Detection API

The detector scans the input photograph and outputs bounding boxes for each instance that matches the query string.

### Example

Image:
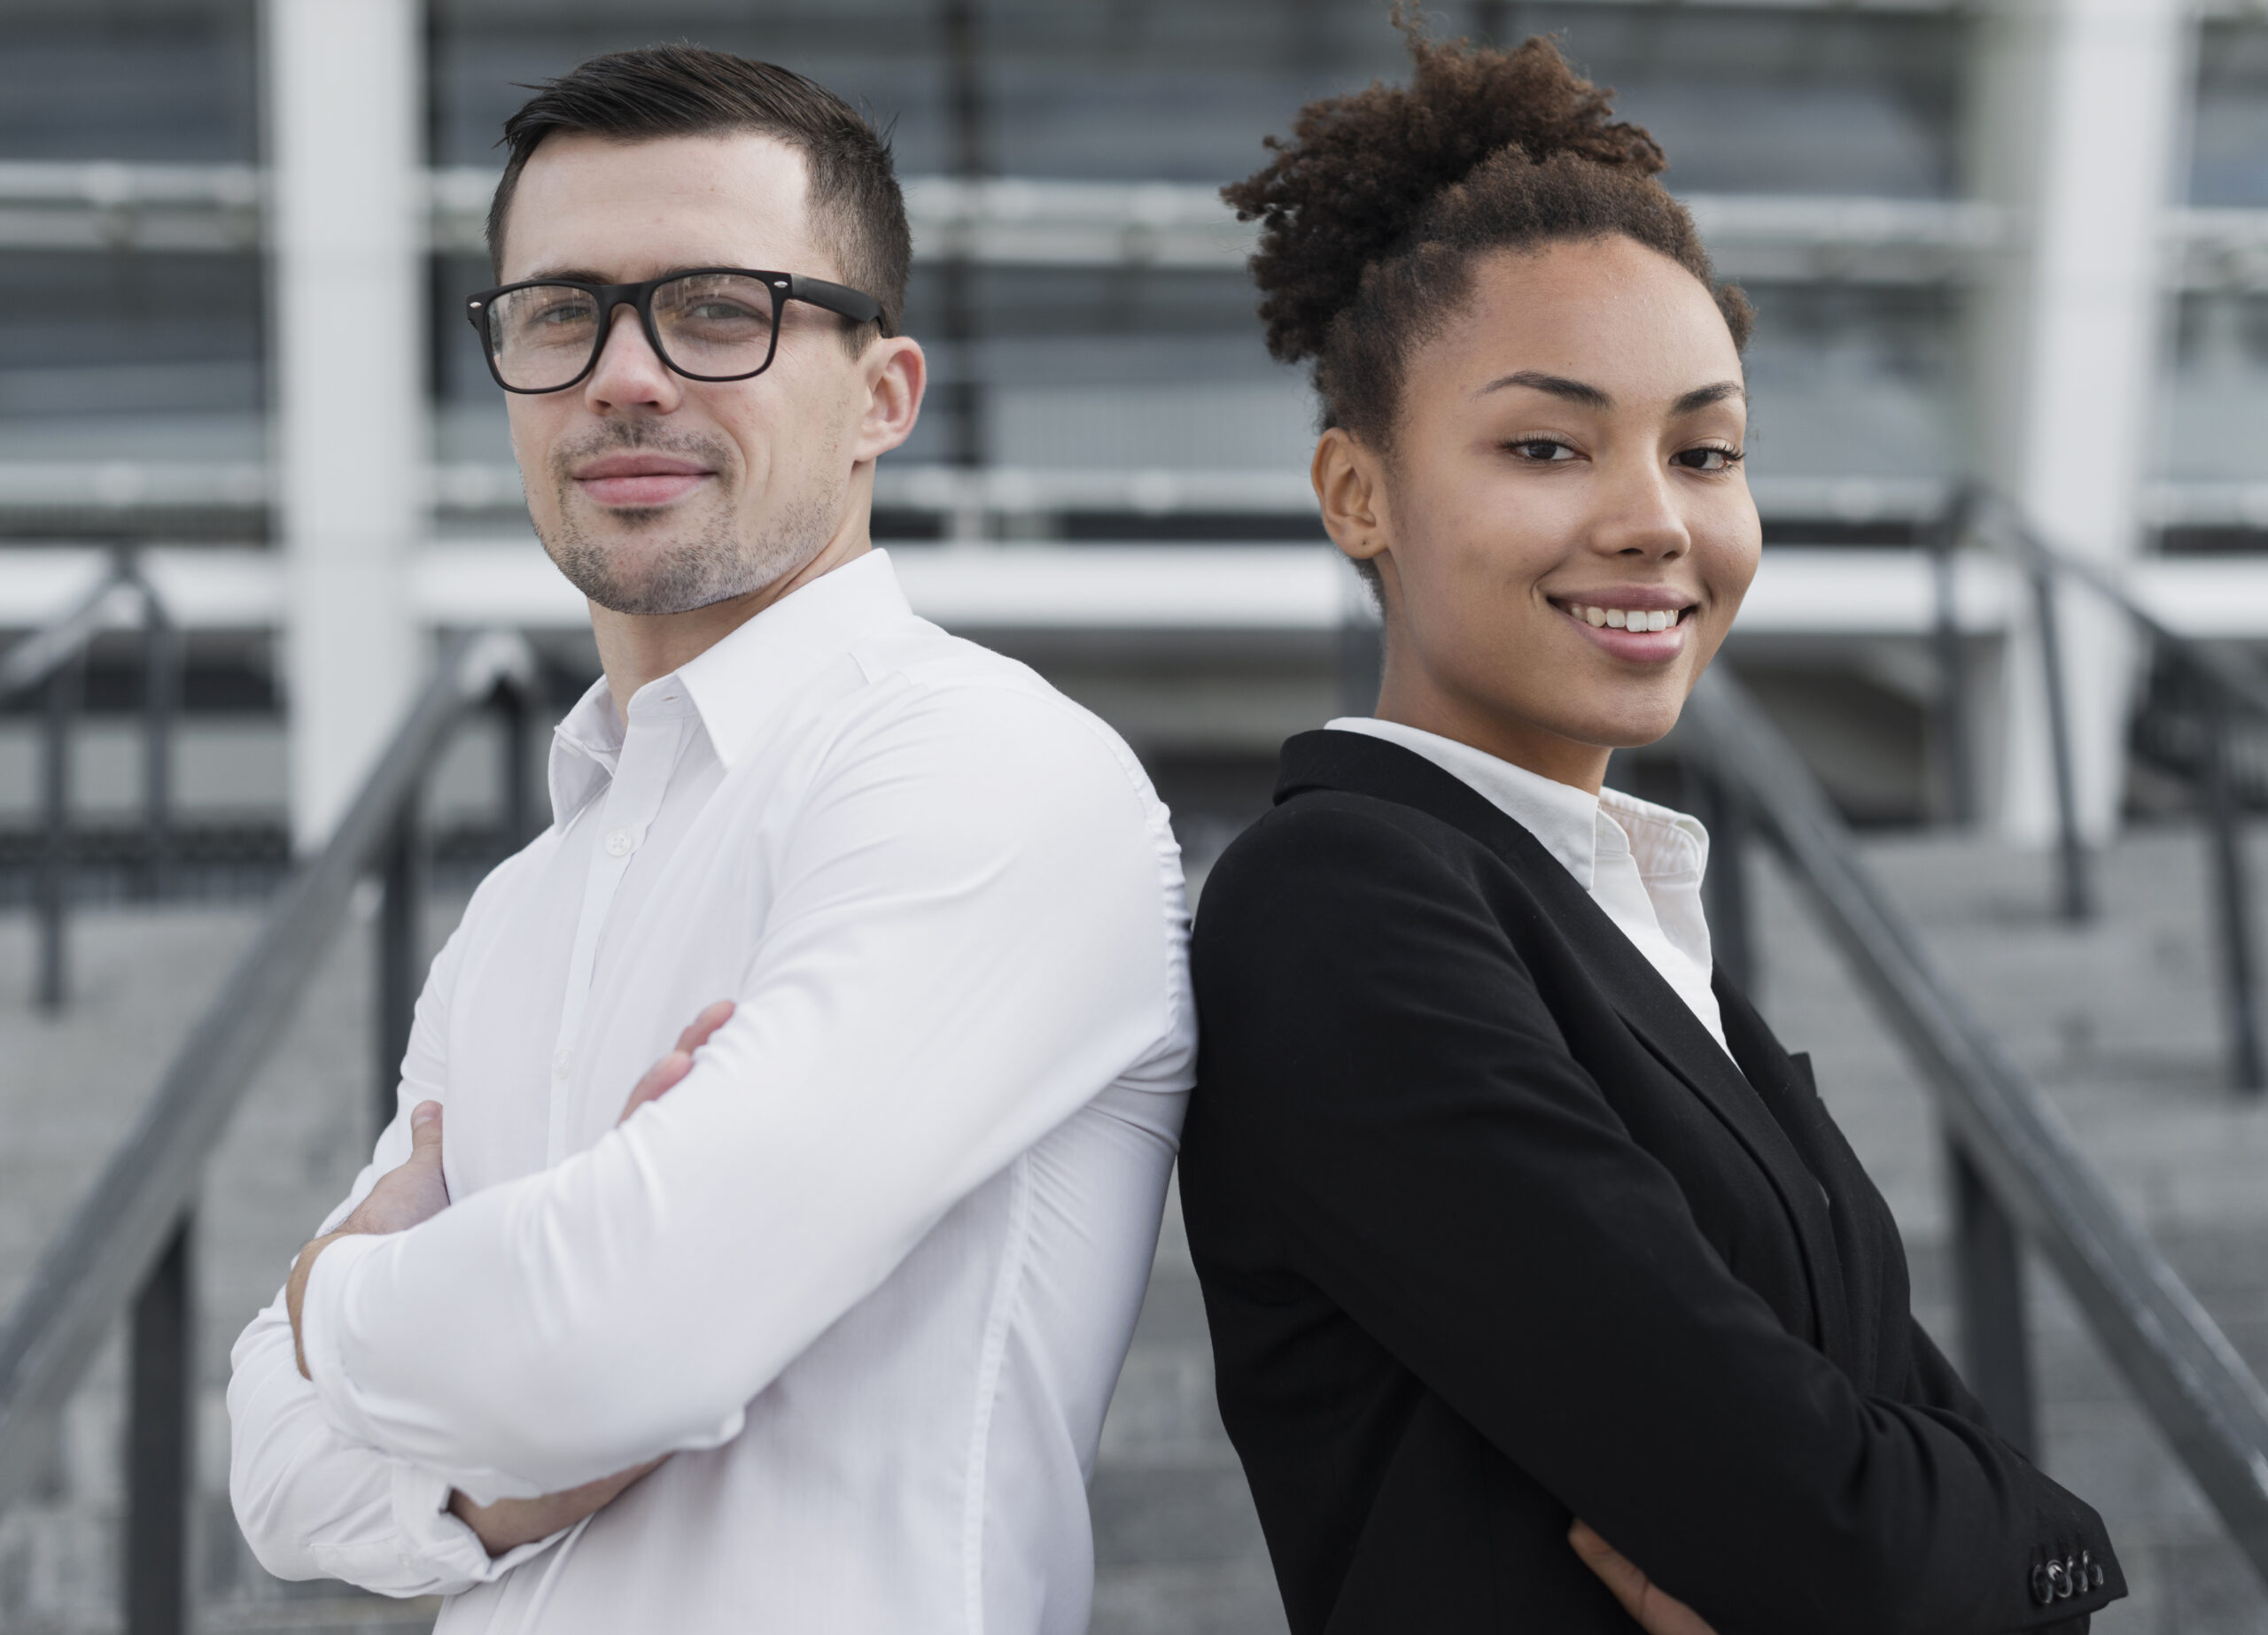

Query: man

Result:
[228,47,1194,1632]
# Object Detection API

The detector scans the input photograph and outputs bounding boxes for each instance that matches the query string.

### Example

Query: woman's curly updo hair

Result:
[1225,14,1752,453]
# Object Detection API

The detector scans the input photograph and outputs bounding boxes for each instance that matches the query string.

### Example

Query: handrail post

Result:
[2196,664,2267,1094]
[1685,757,1757,996]
[2026,547,2092,922]
[499,677,534,855]
[1949,1142,2037,1455]
[36,649,82,1011]
[140,575,175,899]
[1926,490,1977,826]
[125,1214,192,1635]
[377,811,424,1136]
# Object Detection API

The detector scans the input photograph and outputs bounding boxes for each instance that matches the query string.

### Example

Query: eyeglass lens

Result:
[484,273,782,390]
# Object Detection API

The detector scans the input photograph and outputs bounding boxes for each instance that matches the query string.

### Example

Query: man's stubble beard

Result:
[536,422,845,617]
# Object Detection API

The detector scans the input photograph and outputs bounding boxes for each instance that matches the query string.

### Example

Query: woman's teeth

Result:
[1569,604,1682,632]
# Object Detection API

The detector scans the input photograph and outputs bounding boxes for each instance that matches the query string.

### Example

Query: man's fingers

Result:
[408,1101,444,1160]
[621,1002,735,1125]
[619,1050,693,1124]
[673,999,735,1056]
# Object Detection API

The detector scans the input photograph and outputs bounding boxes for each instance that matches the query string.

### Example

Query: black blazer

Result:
[1179,732,2124,1634]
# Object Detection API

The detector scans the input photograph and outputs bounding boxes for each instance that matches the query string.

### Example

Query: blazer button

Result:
[2046,1560,2069,1600]
[2031,1563,2054,1606]
[2057,1556,2077,1599]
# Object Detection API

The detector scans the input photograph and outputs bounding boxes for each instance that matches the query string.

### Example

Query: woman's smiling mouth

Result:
[1550,594,1698,659]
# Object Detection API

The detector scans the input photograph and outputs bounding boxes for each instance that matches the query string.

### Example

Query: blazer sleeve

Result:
[1191,800,2121,1635]
[1907,1315,1992,1425]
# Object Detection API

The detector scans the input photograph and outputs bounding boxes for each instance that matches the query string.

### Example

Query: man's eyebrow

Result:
[1475,370,1612,409]
[1672,380,1746,415]
[513,267,616,285]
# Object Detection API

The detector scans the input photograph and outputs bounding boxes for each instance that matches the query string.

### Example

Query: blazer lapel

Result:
[1278,731,1855,1368]
[1560,905,1855,1372]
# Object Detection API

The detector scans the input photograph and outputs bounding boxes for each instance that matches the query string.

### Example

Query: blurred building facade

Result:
[3,0,2266,864]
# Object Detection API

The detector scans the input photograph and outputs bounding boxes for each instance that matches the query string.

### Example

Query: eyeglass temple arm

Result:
[789,274,891,337]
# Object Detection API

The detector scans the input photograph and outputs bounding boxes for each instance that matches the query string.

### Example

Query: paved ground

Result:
[0,825,2264,1631]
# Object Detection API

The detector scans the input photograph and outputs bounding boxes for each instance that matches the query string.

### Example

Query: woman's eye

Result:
[1674,446,1743,472]
[1508,438,1576,462]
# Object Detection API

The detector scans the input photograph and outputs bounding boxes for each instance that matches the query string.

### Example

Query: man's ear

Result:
[853,336,926,463]
[1314,427,1390,575]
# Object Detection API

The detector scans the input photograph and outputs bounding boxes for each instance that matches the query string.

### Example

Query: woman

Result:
[1178,21,2124,1635]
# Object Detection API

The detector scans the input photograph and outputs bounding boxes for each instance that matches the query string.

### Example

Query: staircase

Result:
[2,825,2265,1632]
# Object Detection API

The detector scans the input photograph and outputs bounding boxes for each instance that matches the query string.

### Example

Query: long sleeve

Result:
[227,925,562,1593]
[1188,798,2118,1635]
[295,685,1183,1499]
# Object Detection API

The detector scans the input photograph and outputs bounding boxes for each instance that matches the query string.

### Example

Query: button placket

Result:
[544,707,687,1164]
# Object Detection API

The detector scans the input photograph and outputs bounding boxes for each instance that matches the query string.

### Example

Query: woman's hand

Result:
[1570,1520,1719,1635]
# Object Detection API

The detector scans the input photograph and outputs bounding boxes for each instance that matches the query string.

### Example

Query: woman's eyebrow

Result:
[1672,380,1745,415]
[1472,373,1745,415]
[1474,369,1611,408]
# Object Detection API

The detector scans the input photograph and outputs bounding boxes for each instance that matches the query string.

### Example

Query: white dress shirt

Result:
[1325,717,1728,1048]
[229,551,1196,1634]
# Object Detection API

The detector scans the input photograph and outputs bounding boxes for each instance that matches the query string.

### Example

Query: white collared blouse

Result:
[229,551,1196,1634]
[1325,716,1728,1049]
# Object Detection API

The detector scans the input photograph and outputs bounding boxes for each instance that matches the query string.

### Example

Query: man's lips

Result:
[571,455,715,508]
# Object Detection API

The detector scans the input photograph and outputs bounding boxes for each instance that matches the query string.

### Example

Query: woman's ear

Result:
[1313,427,1390,574]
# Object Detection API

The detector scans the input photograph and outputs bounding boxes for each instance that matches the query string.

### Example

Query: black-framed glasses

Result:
[464,267,889,394]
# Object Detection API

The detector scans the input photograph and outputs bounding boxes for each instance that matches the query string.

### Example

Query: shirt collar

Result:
[546,549,914,825]
[549,678,624,825]
[676,549,913,769]
[1322,717,1709,892]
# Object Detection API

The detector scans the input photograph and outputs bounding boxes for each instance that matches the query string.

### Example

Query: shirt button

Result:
[552,1044,572,1080]
[604,826,635,857]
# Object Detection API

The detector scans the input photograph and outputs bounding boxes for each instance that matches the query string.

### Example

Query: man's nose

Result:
[582,304,679,410]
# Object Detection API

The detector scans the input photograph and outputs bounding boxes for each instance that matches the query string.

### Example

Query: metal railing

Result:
[0,629,539,1634]
[0,550,176,1010]
[1681,667,2268,1584]
[1941,486,2268,1093]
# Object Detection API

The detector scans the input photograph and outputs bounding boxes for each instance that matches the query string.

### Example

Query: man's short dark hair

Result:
[489,44,912,345]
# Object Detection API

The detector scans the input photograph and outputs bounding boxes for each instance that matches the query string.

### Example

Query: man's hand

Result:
[288,1098,450,1378]
[1570,1519,1719,1635]
[448,1456,668,1555]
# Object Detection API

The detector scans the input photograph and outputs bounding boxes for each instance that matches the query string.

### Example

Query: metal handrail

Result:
[1682,667,2268,1584]
[1,550,176,1008]
[0,630,537,1621]
[1958,486,2268,1091]
[0,562,153,703]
